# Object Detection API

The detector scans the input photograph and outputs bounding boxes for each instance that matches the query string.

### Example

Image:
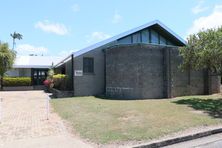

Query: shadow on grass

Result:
[174,98,222,118]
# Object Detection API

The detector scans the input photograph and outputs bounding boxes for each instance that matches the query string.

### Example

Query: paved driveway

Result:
[0,91,92,148]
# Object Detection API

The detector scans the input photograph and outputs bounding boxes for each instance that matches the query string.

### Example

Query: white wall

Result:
[6,68,31,77]
[6,68,19,77]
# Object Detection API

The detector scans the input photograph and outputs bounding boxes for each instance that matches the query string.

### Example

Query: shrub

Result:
[47,68,54,80]
[43,79,54,88]
[53,74,66,79]
[53,74,67,90]
[3,77,31,86]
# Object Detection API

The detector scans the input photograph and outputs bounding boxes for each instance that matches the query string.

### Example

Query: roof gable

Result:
[54,20,186,67]
[73,20,186,58]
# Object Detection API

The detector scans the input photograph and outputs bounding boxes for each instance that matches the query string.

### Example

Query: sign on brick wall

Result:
[75,70,83,76]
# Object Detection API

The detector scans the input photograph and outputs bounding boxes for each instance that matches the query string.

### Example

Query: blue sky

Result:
[1,0,222,57]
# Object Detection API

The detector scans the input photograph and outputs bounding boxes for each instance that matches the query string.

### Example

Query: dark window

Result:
[83,57,94,74]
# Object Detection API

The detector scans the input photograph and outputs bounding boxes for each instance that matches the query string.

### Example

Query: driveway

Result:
[0,91,92,148]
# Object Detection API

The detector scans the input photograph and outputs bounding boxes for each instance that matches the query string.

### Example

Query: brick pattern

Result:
[0,91,66,144]
[105,44,220,99]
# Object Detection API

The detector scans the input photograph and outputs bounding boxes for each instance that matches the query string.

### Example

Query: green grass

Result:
[51,94,222,144]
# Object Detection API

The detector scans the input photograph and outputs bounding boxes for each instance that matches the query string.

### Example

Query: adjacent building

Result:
[6,55,61,86]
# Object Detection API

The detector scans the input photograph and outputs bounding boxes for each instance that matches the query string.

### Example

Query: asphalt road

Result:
[196,139,222,148]
[163,133,222,148]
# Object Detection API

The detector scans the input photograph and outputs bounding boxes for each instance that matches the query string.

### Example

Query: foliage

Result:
[43,79,54,88]
[10,32,23,40]
[47,68,54,80]
[179,27,222,74]
[53,74,67,90]
[44,68,55,89]
[3,77,31,86]
[10,32,23,50]
[44,72,67,90]
[0,43,16,89]
[174,97,222,118]
[53,74,66,79]
[0,43,16,76]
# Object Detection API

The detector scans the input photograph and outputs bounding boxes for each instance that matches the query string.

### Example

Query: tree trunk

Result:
[12,38,15,50]
[204,68,212,95]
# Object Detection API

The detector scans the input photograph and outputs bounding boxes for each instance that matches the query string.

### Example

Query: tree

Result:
[179,27,222,74]
[10,31,23,50]
[0,43,16,90]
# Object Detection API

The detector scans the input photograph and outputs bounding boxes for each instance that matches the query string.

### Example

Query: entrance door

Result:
[31,69,48,85]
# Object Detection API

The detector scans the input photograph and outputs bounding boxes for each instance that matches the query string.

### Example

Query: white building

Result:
[6,55,61,85]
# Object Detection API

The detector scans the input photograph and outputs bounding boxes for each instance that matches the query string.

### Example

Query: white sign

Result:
[75,70,83,76]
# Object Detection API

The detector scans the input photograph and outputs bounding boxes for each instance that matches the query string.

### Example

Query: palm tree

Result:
[10,32,23,50]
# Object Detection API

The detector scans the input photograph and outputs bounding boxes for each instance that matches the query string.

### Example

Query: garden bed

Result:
[50,88,73,98]
[3,86,34,91]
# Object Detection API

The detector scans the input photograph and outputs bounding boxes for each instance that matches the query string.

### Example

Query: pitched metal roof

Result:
[13,56,62,68]
[73,20,186,58]
[55,20,186,66]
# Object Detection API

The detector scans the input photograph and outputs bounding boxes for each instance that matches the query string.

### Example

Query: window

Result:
[83,57,94,74]
[117,36,132,44]
[159,35,167,45]
[141,29,149,43]
[151,30,159,44]
[132,33,141,43]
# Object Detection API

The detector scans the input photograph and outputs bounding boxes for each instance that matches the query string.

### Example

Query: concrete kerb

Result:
[133,128,222,148]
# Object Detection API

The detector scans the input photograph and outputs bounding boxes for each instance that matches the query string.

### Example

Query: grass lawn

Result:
[51,94,222,144]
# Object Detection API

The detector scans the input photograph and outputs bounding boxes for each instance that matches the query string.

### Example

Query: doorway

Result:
[31,69,48,85]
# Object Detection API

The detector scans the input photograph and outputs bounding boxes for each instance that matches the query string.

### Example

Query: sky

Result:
[1,0,222,57]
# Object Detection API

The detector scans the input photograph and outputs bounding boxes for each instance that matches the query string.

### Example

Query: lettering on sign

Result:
[75,70,83,76]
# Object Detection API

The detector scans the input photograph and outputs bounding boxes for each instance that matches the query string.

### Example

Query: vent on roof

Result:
[29,54,38,56]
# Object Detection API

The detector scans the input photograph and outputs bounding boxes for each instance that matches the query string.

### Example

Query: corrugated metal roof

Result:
[13,56,62,68]
[73,20,186,58]
[56,20,186,65]
[55,20,186,66]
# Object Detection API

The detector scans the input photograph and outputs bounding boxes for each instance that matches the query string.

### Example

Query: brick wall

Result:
[105,44,220,99]
[106,44,165,99]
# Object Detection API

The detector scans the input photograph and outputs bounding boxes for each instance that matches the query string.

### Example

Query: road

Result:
[164,133,222,148]
[196,139,222,148]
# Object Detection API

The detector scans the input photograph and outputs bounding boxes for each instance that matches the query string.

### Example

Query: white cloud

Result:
[112,11,122,24]
[16,44,48,55]
[72,4,80,12]
[187,4,222,36]
[86,32,111,43]
[35,20,68,35]
[192,0,209,14]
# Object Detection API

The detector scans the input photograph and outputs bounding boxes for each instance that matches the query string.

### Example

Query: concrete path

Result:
[0,91,92,148]
[163,133,222,148]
